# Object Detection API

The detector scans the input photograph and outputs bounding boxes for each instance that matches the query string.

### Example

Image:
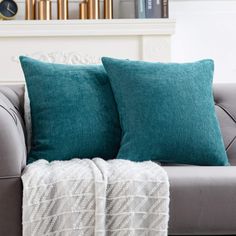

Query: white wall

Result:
[170,0,236,83]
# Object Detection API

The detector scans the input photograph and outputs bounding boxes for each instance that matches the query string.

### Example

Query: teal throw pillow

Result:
[102,57,228,166]
[20,56,121,163]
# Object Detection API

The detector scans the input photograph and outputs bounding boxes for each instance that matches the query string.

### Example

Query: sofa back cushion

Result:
[214,84,236,165]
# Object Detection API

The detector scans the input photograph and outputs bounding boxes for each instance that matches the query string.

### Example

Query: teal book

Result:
[135,0,146,18]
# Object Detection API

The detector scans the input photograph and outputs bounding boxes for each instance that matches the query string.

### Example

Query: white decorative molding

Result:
[0,19,175,37]
[0,19,175,83]
[12,52,101,64]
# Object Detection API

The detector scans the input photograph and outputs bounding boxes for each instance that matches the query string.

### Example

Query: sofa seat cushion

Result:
[164,166,236,235]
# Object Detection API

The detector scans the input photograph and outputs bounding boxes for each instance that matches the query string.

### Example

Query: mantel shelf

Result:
[0,19,175,37]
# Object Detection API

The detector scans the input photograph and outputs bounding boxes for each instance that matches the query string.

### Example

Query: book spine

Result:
[135,0,146,18]
[145,0,152,18]
[162,0,168,18]
[145,0,161,18]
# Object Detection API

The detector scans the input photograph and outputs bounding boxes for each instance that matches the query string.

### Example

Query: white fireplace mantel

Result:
[0,19,175,37]
[0,19,175,84]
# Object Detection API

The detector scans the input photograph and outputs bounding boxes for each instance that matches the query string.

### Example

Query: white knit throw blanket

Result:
[22,158,169,236]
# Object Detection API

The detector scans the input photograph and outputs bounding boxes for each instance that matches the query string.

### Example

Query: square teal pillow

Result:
[20,56,121,163]
[102,57,229,166]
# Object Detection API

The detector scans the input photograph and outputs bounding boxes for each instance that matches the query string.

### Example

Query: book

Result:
[145,0,161,18]
[162,0,168,18]
[135,0,146,18]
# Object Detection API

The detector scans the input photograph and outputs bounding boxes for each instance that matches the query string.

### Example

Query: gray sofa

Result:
[0,84,236,236]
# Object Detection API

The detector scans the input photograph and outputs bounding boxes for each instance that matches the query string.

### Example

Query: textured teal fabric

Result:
[20,56,121,163]
[102,57,229,166]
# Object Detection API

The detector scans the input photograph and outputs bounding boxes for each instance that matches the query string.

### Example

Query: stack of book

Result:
[135,0,168,18]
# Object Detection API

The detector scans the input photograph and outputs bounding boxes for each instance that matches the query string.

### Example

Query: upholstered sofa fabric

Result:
[0,85,26,236]
[0,84,236,235]
[165,166,236,235]
[0,86,26,177]
[102,57,228,166]
[20,57,121,163]
[214,84,236,166]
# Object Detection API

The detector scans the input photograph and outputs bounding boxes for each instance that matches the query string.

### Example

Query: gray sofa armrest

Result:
[0,87,27,178]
